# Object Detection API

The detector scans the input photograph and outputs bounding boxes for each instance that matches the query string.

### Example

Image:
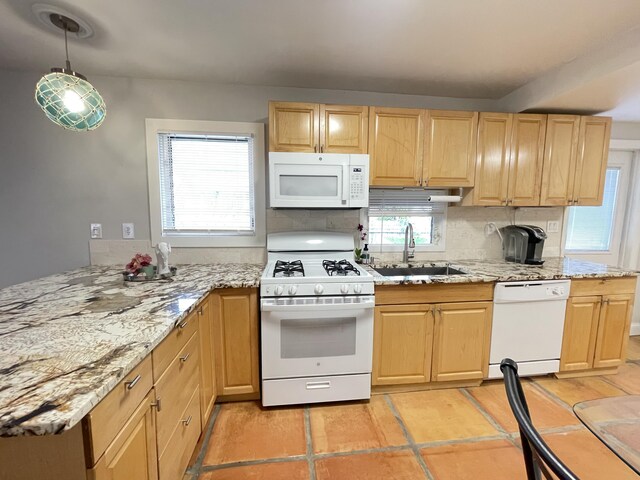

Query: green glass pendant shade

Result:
[35,71,106,131]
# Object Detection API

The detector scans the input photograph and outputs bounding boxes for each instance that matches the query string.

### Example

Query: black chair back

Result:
[500,358,580,480]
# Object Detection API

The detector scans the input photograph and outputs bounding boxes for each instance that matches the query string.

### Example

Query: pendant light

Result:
[34,14,106,131]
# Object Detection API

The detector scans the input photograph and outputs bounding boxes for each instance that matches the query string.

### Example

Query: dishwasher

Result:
[488,279,571,379]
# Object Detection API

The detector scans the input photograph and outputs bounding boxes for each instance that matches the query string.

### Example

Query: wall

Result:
[0,67,637,288]
[0,67,496,288]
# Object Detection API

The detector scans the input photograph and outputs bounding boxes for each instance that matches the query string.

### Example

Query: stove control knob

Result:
[274,285,284,296]
[314,284,324,295]
[288,285,298,295]
[340,284,349,294]
[354,284,363,294]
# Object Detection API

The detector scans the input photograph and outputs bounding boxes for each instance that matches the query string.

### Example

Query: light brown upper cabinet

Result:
[572,116,612,206]
[368,106,425,187]
[268,101,368,153]
[540,115,611,206]
[424,110,478,187]
[472,113,546,206]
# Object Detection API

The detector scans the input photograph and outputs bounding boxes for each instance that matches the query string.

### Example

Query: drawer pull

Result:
[124,374,141,390]
[178,319,189,329]
[180,353,191,363]
[182,415,193,426]
[306,381,331,390]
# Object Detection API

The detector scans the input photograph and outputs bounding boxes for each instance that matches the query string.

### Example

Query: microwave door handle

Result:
[342,165,349,205]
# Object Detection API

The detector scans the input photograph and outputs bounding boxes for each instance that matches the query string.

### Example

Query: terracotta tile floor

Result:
[188,336,640,479]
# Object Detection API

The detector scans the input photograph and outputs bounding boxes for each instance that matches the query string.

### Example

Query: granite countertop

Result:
[0,263,263,437]
[366,257,638,285]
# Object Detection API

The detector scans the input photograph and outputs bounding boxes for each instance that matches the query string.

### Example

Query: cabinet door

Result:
[593,294,634,369]
[540,115,580,206]
[573,116,612,206]
[319,104,368,153]
[473,113,511,206]
[198,296,216,426]
[372,305,434,385]
[212,288,260,397]
[559,296,601,372]
[88,393,158,480]
[431,302,492,382]
[507,114,546,206]
[424,110,478,187]
[368,107,425,187]
[268,101,319,152]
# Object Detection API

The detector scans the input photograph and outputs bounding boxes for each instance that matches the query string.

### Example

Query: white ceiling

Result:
[2,0,640,119]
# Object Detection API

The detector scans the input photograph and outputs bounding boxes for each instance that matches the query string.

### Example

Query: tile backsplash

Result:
[90,206,564,266]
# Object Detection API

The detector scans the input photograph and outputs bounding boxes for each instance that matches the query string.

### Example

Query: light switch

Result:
[122,223,135,239]
[547,221,560,233]
[90,223,102,239]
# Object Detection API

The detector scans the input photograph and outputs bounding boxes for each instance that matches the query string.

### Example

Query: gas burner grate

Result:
[322,259,361,276]
[273,260,305,277]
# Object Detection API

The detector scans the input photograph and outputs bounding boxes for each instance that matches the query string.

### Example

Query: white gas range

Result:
[260,232,375,407]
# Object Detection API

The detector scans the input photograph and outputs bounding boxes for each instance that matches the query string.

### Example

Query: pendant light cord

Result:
[63,20,71,71]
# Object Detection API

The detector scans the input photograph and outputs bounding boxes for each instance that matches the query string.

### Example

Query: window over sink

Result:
[366,189,447,253]
[145,119,266,247]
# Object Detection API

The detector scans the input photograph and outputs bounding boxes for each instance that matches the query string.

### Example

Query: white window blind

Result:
[565,168,619,251]
[157,133,255,236]
[368,189,448,216]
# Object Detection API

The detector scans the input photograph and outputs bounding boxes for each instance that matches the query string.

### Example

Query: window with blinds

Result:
[565,168,619,251]
[367,189,447,250]
[157,133,255,236]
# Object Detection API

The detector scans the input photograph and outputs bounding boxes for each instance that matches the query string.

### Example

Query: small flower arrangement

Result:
[126,253,153,275]
[355,224,368,261]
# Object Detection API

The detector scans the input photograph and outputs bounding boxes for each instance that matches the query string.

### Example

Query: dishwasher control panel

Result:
[493,279,571,303]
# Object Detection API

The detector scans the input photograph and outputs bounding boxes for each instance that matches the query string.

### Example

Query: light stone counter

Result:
[0,263,263,437]
[366,257,638,285]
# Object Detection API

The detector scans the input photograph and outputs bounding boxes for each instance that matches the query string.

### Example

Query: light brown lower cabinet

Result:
[88,392,158,480]
[560,278,635,374]
[372,299,493,386]
[372,304,435,385]
[198,295,217,426]
[212,288,260,398]
[431,302,493,382]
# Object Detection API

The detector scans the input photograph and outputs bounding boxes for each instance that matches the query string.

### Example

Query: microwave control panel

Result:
[350,167,366,203]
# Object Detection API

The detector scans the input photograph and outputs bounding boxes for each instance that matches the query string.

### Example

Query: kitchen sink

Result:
[373,266,468,276]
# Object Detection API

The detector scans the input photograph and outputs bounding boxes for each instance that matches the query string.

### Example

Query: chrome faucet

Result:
[403,223,415,263]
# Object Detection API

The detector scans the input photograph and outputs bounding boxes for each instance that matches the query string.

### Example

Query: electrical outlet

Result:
[90,223,103,239]
[122,223,135,239]
[547,221,560,233]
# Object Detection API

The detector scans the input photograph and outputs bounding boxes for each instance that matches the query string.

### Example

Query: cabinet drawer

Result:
[570,277,637,297]
[158,387,201,480]
[84,355,153,465]
[155,332,200,456]
[153,309,199,381]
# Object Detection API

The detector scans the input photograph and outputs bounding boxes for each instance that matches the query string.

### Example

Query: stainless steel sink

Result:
[373,266,468,276]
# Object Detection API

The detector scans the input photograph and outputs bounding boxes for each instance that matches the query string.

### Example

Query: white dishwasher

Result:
[488,279,571,379]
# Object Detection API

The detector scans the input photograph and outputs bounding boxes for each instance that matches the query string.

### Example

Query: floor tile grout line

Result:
[597,373,634,395]
[527,379,576,413]
[384,393,435,480]
[200,455,309,472]
[187,403,222,476]
[303,406,317,480]
[459,387,509,435]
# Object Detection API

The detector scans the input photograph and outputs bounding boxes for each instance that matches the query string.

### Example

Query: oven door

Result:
[261,296,374,379]
[269,154,350,208]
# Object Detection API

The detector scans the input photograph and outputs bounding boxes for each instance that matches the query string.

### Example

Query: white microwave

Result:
[269,152,369,208]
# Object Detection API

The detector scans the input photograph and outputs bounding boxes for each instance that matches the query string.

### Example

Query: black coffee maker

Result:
[499,225,547,265]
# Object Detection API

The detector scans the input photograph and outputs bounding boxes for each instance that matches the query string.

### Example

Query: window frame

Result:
[145,118,266,248]
[562,152,631,263]
[364,189,448,253]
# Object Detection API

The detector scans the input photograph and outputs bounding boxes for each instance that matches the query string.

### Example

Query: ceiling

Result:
[2,0,640,119]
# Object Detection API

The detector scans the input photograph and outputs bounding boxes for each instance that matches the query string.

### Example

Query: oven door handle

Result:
[261,300,374,312]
